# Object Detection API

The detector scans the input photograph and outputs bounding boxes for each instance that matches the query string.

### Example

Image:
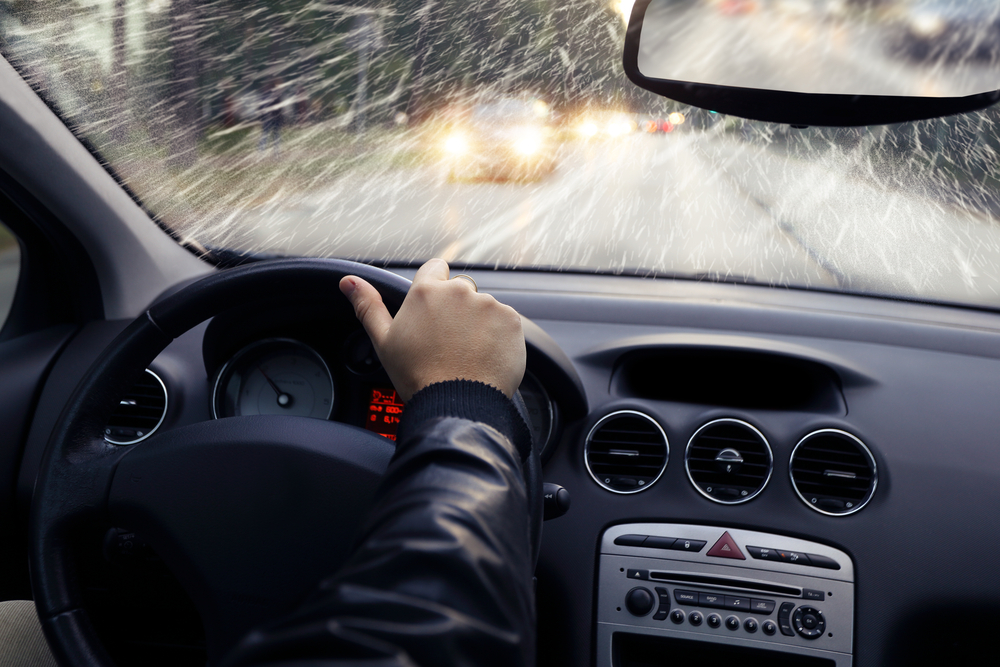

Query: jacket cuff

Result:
[398,380,532,461]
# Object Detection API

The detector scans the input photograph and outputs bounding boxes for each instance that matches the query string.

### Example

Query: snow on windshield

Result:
[3,0,1000,309]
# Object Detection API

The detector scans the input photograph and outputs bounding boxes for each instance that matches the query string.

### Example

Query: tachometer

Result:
[212,339,334,420]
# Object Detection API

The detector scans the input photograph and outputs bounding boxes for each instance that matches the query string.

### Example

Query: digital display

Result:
[366,387,404,441]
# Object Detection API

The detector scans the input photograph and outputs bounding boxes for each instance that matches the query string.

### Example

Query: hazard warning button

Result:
[707,531,746,560]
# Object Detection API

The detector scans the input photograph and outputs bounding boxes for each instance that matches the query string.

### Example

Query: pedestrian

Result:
[258,80,284,154]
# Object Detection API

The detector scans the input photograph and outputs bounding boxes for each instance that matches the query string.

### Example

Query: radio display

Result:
[366,387,404,441]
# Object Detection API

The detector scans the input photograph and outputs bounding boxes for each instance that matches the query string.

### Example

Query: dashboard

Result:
[12,267,1000,667]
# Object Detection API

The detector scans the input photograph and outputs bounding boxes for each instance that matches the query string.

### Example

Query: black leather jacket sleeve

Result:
[222,380,535,667]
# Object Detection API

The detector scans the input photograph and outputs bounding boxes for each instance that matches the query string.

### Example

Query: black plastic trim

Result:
[623,0,1000,127]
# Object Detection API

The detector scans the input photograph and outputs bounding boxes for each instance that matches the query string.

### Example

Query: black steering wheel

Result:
[29,259,543,666]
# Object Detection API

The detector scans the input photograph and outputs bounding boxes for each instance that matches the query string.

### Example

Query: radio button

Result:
[725,596,749,610]
[670,609,686,624]
[803,589,825,601]
[689,611,704,626]
[700,592,725,608]
[777,602,796,636]
[625,587,655,616]
[751,599,775,614]
[762,620,777,636]
[707,613,722,628]
[626,569,648,580]
[744,618,758,633]
[673,590,699,605]
[725,615,741,631]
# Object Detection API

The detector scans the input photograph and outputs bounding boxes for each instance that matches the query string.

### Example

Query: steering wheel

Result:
[28,259,543,666]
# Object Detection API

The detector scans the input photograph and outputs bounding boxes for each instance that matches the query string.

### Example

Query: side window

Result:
[0,222,20,330]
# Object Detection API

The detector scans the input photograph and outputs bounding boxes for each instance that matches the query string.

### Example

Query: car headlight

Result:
[578,121,599,138]
[910,12,946,38]
[513,129,543,156]
[444,133,468,155]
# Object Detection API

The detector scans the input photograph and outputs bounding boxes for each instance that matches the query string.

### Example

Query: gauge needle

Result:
[258,368,292,407]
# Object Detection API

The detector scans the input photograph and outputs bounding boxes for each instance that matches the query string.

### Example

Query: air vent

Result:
[585,410,668,494]
[790,429,876,516]
[105,369,168,445]
[685,419,772,504]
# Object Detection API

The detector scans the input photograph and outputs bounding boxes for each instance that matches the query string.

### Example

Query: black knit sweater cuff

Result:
[397,380,533,461]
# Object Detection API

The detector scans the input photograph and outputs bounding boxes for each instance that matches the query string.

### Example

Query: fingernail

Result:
[341,278,358,296]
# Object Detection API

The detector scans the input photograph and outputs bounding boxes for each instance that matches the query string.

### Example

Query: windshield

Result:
[3,0,1000,309]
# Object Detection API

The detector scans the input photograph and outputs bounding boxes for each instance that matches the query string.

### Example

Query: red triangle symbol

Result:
[707,532,745,560]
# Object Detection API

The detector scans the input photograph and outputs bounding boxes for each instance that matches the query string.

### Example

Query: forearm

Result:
[223,381,535,667]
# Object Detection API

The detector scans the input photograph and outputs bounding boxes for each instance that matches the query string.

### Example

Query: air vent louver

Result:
[105,369,168,445]
[686,419,772,504]
[585,411,668,494]
[790,430,876,516]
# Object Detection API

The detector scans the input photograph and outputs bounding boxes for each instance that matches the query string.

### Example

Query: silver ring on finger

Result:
[451,274,478,293]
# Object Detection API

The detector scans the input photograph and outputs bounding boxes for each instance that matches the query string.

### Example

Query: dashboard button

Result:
[689,611,704,626]
[614,534,648,547]
[751,599,775,614]
[777,550,810,565]
[806,553,841,570]
[762,620,777,636]
[707,613,722,629]
[625,587,655,616]
[744,618,758,633]
[803,589,825,601]
[746,545,778,561]
[707,531,746,560]
[644,536,677,549]
[793,606,825,639]
[669,538,707,553]
[778,602,796,636]
[700,592,725,608]
[725,615,740,631]
[653,609,670,621]
[674,590,699,605]
[655,587,671,605]
[670,609,686,624]
[725,596,749,610]
[626,569,648,581]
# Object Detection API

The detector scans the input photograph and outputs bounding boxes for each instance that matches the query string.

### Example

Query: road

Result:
[226,128,1000,309]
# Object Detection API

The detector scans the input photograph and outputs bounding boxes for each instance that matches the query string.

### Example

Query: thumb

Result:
[339,276,393,349]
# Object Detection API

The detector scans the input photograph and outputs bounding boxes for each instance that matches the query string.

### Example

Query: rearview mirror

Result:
[623,0,1000,126]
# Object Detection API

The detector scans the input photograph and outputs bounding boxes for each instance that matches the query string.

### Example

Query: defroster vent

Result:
[686,419,773,504]
[585,410,668,494]
[105,369,168,445]
[790,429,876,516]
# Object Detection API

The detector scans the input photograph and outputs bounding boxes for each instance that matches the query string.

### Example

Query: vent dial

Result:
[686,418,773,504]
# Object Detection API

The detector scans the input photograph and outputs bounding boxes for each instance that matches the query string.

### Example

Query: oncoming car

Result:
[2,0,1000,666]
[440,97,557,181]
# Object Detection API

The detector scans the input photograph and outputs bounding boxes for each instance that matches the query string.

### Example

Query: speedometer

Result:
[212,339,334,420]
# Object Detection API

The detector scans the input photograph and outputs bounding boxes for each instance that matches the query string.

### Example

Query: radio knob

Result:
[625,587,655,616]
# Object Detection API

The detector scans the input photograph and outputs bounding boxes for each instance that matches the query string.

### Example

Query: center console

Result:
[597,524,854,667]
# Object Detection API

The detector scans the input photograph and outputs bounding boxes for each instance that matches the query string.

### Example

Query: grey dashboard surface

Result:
[18,268,1000,667]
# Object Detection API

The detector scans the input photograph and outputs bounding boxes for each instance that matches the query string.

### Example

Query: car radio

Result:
[597,523,854,667]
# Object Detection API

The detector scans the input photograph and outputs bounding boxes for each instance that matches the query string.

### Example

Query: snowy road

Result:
[233,129,1000,308]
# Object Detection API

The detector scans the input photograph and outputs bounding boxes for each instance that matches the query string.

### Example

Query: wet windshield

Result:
[3,1,1000,309]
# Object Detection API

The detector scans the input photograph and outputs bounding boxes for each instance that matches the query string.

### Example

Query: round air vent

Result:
[105,369,168,445]
[790,429,876,516]
[686,418,772,504]
[584,410,668,494]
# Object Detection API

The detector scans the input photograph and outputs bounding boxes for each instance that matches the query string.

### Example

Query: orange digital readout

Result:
[366,387,404,441]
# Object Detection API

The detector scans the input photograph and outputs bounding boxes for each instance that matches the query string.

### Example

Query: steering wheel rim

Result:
[28,258,543,666]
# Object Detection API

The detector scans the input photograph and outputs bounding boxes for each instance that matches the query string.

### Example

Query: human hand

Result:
[339,259,526,401]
